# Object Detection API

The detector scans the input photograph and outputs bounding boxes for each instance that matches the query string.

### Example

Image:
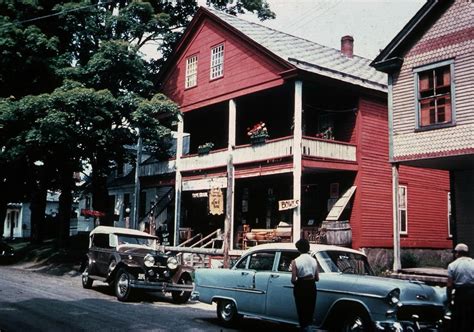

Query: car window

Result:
[235,256,249,269]
[248,252,275,271]
[92,234,112,249]
[315,250,374,275]
[117,234,156,247]
[278,251,299,272]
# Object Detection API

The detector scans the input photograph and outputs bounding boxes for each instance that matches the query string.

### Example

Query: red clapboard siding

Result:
[161,19,287,111]
[353,97,451,250]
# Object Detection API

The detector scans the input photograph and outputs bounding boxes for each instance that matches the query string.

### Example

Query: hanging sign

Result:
[278,199,300,211]
[209,188,224,215]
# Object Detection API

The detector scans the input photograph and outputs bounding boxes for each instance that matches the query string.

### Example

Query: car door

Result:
[93,233,113,275]
[265,250,299,323]
[236,251,276,315]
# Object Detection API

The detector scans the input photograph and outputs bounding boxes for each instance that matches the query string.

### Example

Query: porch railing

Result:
[302,137,357,161]
[139,136,356,176]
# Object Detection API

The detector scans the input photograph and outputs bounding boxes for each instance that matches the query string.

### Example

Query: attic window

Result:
[185,55,198,88]
[414,61,455,129]
[210,43,224,80]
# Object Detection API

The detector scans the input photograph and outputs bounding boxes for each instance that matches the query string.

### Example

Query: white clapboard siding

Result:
[302,138,357,161]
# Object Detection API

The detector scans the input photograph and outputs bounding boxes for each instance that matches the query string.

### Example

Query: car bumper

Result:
[374,319,446,331]
[130,280,194,293]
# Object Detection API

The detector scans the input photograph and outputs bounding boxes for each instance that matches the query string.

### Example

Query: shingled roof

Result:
[205,7,387,92]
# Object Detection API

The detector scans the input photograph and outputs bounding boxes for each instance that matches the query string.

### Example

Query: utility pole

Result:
[133,133,142,230]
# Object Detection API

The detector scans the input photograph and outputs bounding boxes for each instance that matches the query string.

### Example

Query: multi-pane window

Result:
[210,44,224,79]
[398,185,408,234]
[415,62,454,128]
[185,55,198,88]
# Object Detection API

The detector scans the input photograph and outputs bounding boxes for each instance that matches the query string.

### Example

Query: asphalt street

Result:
[0,265,299,332]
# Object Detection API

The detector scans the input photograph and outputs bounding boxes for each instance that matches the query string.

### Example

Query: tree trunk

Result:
[30,185,47,244]
[57,164,74,248]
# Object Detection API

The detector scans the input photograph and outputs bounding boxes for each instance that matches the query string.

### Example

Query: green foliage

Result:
[0,0,274,233]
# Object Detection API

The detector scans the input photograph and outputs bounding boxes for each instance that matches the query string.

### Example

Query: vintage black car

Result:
[82,226,194,303]
[0,240,15,264]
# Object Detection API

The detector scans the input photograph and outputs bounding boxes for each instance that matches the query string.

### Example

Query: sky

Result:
[220,0,426,60]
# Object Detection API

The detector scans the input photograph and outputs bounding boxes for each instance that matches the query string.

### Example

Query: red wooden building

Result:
[139,7,451,253]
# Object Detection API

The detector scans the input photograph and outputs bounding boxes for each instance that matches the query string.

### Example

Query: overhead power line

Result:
[0,0,114,28]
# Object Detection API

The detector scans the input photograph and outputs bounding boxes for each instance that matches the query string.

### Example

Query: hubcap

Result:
[117,273,129,296]
[221,302,234,321]
[346,317,364,332]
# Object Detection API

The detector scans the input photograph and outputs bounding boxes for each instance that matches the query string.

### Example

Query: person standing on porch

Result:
[291,238,319,331]
[447,243,474,332]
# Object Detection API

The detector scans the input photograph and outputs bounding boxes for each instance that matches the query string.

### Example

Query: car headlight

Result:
[144,254,155,267]
[167,257,179,270]
[387,288,400,305]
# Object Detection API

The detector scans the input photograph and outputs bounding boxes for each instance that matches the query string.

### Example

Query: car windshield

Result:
[116,234,156,247]
[315,250,374,275]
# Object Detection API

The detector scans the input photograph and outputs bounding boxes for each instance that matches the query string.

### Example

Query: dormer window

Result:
[210,43,224,79]
[185,55,198,88]
[414,60,455,129]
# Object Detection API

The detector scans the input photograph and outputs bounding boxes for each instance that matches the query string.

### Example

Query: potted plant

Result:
[198,142,214,155]
[247,121,269,145]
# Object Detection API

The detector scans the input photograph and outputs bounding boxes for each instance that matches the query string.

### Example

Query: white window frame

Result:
[447,192,452,238]
[398,185,408,235]
[210,43,224,80]
[185,55,198,88]
[413,59,456,130]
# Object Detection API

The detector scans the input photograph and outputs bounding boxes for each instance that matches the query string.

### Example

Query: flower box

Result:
[250,135,267,145]
[247,121,269,145]
[198,142,214,155]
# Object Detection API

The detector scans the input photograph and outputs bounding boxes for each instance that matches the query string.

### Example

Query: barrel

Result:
[322,220,352,247]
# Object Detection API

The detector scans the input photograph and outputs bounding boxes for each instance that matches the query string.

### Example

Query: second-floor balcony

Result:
[140,136,357,177]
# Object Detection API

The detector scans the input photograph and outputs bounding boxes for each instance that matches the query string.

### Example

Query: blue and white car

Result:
[193,243,448,331]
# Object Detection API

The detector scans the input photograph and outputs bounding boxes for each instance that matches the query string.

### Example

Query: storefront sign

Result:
[182,177,227,191]
[192,192,208,198]
[209,188,224,215]
[278,199,299,211]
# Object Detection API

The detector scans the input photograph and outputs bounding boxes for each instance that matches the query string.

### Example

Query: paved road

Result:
[0,265,298,332]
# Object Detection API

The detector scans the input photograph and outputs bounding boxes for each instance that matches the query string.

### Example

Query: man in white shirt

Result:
[447,243,474,331]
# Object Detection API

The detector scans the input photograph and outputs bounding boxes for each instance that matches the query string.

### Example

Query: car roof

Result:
[245,242,366,257]
[90,226,157,238]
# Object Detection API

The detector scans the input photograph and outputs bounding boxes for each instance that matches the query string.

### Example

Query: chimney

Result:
[341,35,354,58]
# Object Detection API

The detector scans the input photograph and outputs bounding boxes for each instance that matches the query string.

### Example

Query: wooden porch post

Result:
[293,80,303,242]
[392,163,401,271]
[223,99,236,268]
[173,115,184,246]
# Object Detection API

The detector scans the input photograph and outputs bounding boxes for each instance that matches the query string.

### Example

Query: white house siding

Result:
[392,0,474,160]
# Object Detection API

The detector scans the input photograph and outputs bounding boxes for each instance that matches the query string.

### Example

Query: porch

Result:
[139,136,356,176]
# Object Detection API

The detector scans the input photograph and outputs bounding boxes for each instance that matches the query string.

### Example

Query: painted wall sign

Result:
[278,199,300,211]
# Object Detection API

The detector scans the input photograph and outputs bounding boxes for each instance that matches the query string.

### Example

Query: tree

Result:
[0,0,274,243]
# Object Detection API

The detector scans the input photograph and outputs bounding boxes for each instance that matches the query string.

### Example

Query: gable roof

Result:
[371,0,454,73]
[160,7,387,93]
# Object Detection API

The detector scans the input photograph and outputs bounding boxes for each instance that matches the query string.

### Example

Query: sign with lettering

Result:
[278,199,300,211]
[209,188,224,215]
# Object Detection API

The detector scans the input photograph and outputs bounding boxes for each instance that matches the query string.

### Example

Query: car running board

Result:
[88,275,107,282]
